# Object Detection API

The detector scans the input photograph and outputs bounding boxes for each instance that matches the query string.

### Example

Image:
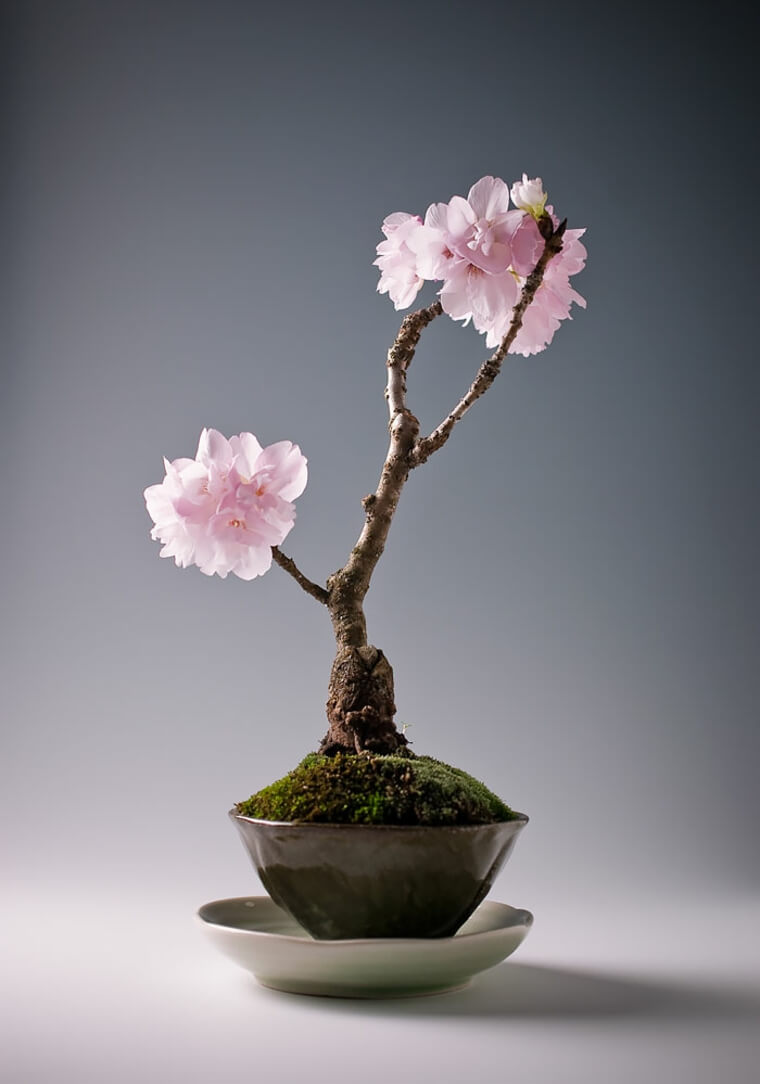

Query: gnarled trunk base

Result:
[319,644,410,756]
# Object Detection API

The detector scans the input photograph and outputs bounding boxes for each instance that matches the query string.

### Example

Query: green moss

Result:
[235,753,518,826]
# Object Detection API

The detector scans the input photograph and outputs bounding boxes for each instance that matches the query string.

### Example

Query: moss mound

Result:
[234,753,518,826]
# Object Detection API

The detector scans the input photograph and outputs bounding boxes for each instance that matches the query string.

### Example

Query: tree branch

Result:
[411,220,566,468]
[271,546,329,604]
[387,301,443,400]
[326,300,442,646]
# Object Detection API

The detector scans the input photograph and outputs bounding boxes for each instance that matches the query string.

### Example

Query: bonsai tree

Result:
[145,173,586,811]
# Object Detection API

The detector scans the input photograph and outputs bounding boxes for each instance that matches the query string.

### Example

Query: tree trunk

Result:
[318,644,410,756]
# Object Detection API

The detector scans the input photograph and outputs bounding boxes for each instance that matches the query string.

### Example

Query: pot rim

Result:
[229,810,529,829]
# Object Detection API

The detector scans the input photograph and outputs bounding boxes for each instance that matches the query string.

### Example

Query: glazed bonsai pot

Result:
[229,813,528,940]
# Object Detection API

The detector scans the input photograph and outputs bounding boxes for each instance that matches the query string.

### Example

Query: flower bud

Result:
[510,174,548,219]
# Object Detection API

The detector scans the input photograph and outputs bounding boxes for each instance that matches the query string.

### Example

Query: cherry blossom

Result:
[506,225,588,355]
[405,202,456,280]
[373,212,424,310]
[413,178,530,330]
[439,262,519,335]
[443,176,517,274]
[144,428,307,580]
[374,174,586,356]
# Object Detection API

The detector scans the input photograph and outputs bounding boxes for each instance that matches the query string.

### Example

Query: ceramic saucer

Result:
[197,895,533,998]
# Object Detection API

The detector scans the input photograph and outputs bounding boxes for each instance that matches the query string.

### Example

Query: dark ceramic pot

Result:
[230,813,528,940]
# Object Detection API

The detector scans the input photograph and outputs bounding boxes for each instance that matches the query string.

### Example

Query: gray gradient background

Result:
[3,2,759,1082]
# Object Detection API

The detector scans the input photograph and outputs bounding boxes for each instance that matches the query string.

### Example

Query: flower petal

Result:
[229,432,263,477]
[196,428,233,470]
[233,545,274,581]
[467,175,510,220]
[446,195,476,237]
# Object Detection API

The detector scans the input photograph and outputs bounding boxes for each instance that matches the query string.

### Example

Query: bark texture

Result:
[319,645,409,755]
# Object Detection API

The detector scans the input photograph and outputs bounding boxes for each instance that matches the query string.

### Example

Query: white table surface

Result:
[3,881,759,1084]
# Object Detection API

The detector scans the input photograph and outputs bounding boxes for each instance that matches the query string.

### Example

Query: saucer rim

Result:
[196,895,533,946]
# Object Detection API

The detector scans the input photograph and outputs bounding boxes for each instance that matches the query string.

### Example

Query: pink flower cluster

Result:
[374,175,586,356]
[144,428,307,580]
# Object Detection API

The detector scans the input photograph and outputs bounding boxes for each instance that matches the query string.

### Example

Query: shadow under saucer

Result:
[279,959,760,1020]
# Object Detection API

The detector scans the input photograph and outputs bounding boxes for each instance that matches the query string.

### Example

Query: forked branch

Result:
[411,220,566,468]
